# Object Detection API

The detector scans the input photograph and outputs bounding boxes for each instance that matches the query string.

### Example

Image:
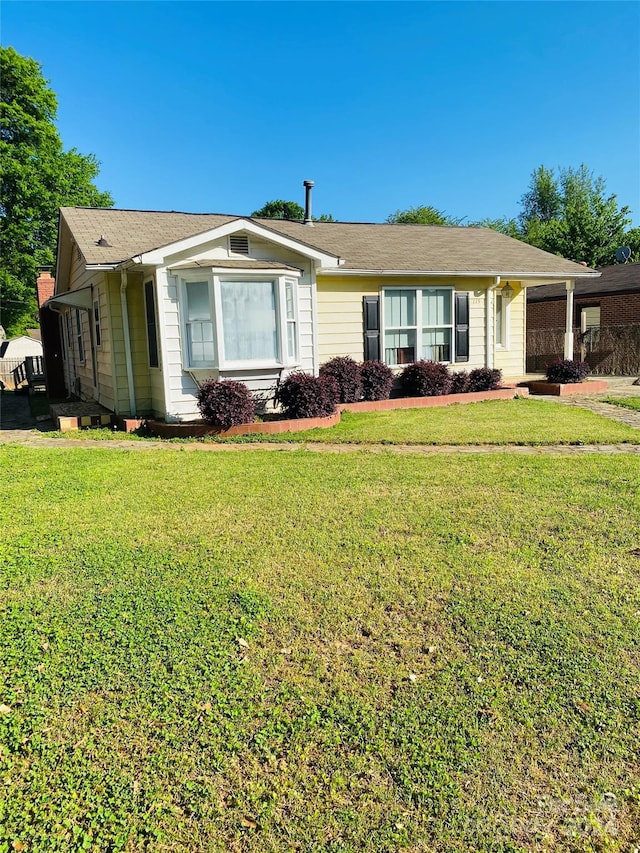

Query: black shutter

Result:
[363,295,380,361]
[455,292,469,362]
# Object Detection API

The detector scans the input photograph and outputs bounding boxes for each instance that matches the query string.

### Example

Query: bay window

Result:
[178,271,299,370]
[383,288,453,366]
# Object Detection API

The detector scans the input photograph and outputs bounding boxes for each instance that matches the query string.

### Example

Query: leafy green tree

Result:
[0,46,113,334]
[251,200,335,222]
[252,200,305,220]
[517,164,632,267]
[468,217,520,238]
[387,205,462,226]
[623,228,640,262]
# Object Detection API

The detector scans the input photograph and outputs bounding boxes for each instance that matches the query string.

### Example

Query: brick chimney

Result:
[36,268,55,307]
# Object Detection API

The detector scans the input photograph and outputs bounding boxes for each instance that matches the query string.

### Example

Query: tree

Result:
[387,205,463,226]
[517,164,631,268]
[0,47,113,334]
[252,200,305,220]
[251,199,335,221]
[624,228,640,262]
[468,217,520,238]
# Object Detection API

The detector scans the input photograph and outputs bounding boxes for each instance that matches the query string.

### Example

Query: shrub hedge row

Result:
[545,359,591,384]
[197,359,504,426]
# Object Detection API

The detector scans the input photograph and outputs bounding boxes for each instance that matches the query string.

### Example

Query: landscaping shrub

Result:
[449,370,470,394]
[196,379,255,430]
[360,360,394,401]
[545,359,591,384]
[468,367,502,392]
[319,356,362,403]
[275,372,337,419]
[399,360,452,397]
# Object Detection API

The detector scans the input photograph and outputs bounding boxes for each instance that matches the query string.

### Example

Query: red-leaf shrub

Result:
[399,360,452,397]
[468,368,502,392]
[450,370,470,394]
[545,359,591,384]
[275,372,337,419]
[196,379,255,430]
[319,356,362,403]
[360,360,394,401]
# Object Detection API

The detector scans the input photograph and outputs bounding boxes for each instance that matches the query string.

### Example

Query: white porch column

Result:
[564,280,575,360]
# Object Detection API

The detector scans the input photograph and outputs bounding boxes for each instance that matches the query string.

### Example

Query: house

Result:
[0,334,44,390]
[41,196,599,422]
[527,262,640,374]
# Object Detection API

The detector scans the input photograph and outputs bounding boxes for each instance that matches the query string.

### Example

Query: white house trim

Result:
[317,268,601,280]
[134,219,340,267]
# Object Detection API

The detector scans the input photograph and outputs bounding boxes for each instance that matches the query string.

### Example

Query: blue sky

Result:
[3,1,639,225]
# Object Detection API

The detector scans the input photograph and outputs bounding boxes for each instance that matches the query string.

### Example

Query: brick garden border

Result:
[525,380,608,397]
[124,386,527,438]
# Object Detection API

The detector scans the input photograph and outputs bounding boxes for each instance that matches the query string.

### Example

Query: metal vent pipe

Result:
[303,180,314,225]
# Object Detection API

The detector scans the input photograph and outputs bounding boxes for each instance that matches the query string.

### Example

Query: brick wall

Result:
[527,292,640,331]
[36,270,55,307]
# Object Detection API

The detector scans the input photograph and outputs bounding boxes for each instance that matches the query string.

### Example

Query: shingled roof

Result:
[527,262,639,302]
[60,207,598,278]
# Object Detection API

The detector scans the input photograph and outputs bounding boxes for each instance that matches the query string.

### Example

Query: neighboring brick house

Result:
[527,262,640,375]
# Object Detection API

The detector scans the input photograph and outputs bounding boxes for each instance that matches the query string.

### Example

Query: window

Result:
[93,298,102,348]
[495,292,504,346]
[144,280,159,368]
[186,281,215,367]
[285,279,297,361]
[383,288,453,366]
[495,285,512,349]
[75,309,85,363]
[221,280,277,361]
[580,305,601,352]
[178,272,300,369]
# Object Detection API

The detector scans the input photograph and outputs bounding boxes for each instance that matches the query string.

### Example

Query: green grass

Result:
[601,396,640,413]
[45,398,640,446]
[1,446,639,851]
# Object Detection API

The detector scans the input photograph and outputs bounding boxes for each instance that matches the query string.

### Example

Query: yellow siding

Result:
[127,274,152,415]
[317,274,499,368]
[316,277,378,363]
[494,283,526,377]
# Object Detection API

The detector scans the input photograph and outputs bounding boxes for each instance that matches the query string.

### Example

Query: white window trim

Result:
[75,308,85,364]
[93,297,102,349]
[178,270,301,371]
[381,287,454,367]
[495,288,511,350]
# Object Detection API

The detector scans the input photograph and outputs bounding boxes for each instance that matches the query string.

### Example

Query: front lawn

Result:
[48,398,640,445]
[601,396,640,413]
[273,398,640,444]
[1,446,639,851]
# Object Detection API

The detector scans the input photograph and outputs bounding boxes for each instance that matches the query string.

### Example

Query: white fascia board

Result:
[317,268,601,280]
[134,219,340,267]
[86,264,120,271]
[167,262,302,277]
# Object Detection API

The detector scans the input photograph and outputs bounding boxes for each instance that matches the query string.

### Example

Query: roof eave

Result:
[317,268,601,279]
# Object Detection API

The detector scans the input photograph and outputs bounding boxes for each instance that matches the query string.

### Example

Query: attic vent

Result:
[229,235,249,255]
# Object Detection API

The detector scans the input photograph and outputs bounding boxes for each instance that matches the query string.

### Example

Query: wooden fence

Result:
[526,324,640,375]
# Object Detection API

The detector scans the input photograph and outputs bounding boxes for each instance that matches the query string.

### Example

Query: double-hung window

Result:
[185,281,215,367]
[179,271,299,370]
[383,288,453,366]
